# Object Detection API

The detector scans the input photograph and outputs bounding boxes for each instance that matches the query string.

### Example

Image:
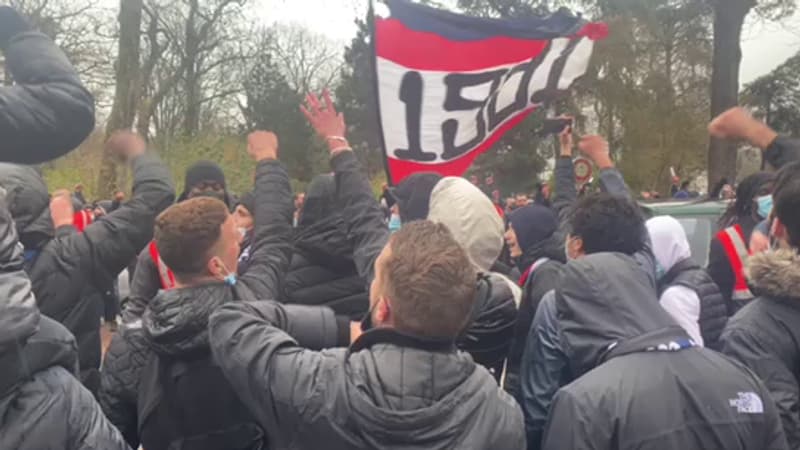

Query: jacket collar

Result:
[746,249,800,300]
[349,328,456,354]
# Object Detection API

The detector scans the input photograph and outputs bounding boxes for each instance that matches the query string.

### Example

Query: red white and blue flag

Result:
[373,0,607,184]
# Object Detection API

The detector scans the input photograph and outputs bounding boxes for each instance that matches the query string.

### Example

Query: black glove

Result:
[0,6,31,49]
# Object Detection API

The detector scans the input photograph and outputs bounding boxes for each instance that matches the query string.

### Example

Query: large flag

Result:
[373,0,607,184]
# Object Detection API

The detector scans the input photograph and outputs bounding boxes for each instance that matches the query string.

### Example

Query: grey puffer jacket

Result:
[0,204,129,450]
[0,154,174,392]
[541,253,787,450]
[209,301,526,450]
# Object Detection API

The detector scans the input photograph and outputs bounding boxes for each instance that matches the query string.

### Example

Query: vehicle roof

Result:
[640,199,730,217]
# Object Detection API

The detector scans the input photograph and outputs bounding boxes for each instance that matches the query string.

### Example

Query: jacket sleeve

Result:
[121,247,159,323]
[764,136,800,171]
[331,151,389,284]
[520,292,568,450]
[721,327,800,446]
[67,374,132,450]
[238,160,294,301]
[552,156,577,223]
[540,388,609,450]
[209,301,344,444]
[98,330,148,449]
[0,8,95,164]
[52,154,175,288]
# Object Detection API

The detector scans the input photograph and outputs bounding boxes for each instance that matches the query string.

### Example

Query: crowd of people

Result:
[5,6,800,450]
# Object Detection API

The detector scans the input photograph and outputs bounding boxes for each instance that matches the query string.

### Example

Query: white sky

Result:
[253,0,800,84]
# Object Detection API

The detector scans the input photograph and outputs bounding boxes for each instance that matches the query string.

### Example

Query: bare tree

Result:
[266,23,343,94]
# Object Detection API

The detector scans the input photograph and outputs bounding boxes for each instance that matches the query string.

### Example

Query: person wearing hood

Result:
[647,216,727,349]
[99,131,350,449]
[520,133,660,450]
[0,131,174,394]
[0,196,130,450]
[393,171,521,381]
[716,114,800,447]
[540,252,787,450]
[503,204,565,400]
[121,159,234,321]
[284,173,370,319]
[0,7,95,165]
[207,94,525,449]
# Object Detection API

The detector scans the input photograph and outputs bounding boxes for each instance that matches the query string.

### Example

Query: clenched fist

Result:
[247,131,279,162]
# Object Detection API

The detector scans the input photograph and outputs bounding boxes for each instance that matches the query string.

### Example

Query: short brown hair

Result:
[383,221,477,339]
[154,197,229,277]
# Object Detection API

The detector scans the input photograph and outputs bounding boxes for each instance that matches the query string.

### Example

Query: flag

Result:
[372,0,607,184]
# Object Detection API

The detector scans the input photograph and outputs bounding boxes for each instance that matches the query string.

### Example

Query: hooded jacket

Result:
[721,249,800,448]
[0,154,174,392]
[648,216,727,349]
[99,160,347,449]
[0,7,95,165]
[0,203,129,450]
[427,177,521,380]
[541,253,787,450]
[285,174,369,319]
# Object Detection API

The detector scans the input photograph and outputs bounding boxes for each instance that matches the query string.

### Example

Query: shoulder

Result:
[483,272,522,308]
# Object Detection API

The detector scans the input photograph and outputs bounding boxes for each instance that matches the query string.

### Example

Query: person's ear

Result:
[374,297,391,325]
[206,256,224,279]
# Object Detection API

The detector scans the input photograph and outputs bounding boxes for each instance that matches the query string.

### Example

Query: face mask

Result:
[192,189,226,203]
[388,214,402,233]
[756,195,773,220]
[564,237,575,261]
[217,260,237,286]
[238,227,248,240]
[655,261,666,280]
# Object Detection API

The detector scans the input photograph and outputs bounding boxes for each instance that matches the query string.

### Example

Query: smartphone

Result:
[539,118,573,136]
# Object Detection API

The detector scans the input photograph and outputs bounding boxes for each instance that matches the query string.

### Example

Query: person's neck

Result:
[173,274,222,289]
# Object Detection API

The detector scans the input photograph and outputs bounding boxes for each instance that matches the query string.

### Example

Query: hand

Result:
[558,118,574,157]
[578,135,613,169]
[50,190,74,228]
[709,107,778,149]
[105,131,146,162]
[749,229,770,255]
[247,131,279,162]
[301,90,349,154]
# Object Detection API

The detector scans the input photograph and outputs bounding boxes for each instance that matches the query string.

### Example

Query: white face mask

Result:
[564,236,574,261]
[238,227,248,239]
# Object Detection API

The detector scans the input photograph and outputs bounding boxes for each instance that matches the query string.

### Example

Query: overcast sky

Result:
[253,0,800,84]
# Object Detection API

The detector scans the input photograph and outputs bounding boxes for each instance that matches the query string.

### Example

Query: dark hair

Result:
[567,193,646,256]
[680,181,690,190]
[383,221,476,339]
[709,177,729,199]
[774,162,800,248]
[154,197,229,278]
[718,172,775,228]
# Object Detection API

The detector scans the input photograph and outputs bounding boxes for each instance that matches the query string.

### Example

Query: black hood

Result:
[0,163,53,249]
[517,231,566,272]
[557,253,690,377]
[293,215,356,270]
[143,283,234,357]
[298,174,337,228]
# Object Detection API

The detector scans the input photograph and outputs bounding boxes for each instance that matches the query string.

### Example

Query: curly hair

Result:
[567,193,647,256]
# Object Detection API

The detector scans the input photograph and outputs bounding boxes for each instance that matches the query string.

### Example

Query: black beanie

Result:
[391,172,443,223]
[508,204,558,252]
[236,191,256,214]
[184,160,226,190]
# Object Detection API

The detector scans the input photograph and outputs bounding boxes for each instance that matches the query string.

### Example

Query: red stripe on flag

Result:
[387,108,535,184]
[376,19,607,72]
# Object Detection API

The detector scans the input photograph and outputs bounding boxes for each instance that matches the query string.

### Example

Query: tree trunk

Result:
[708,1,752,189]
[98,0,143,197]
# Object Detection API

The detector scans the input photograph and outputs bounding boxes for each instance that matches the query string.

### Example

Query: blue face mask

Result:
[388,214,402,233]
[757,195,773,220]
[655,261,666,281]
[224,273,237,286]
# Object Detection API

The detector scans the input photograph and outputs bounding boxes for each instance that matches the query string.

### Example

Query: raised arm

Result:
[709,107,800,170]
[302,91,389,284]
[553,125,578,222]
[52,132,175,284]
[0,7,95,164]
[238,132,294,301]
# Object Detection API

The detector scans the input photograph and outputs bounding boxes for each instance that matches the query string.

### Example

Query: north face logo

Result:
[729,392,764,414]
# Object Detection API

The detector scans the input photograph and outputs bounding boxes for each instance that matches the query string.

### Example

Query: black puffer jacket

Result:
[504,233,565,400]
[542,253,787,450]
[286,217,369,319]
[721,249,800,448]
[0,7,95,164]
[209,302,525,450]
[0,203,129,450]
[659,258,727,350]
[0,154,174,392]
